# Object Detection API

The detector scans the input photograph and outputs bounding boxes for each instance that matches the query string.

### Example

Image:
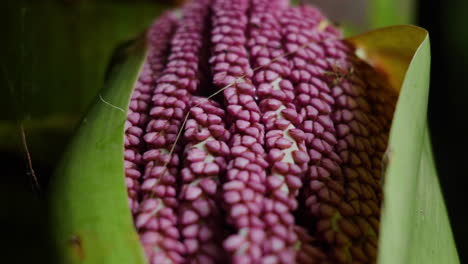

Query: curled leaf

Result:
[349,26,459,264]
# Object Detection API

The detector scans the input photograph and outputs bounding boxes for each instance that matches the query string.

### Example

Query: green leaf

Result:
[49,37,148,264]
[49,25,459,263]
[348,26,459,263]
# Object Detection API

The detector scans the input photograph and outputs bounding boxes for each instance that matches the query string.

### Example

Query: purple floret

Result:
[125,12,176,215]
[178,97,230,264]
[248,1,310,262]
[135,1,211,263]
[209,0,269,262]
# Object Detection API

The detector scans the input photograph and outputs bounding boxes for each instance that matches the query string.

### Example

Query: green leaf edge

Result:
[49,36,149,264]
[368,28,459,264]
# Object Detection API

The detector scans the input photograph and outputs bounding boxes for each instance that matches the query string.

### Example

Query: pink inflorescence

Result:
[179,97,230,263]
[280,6,355,262]
[248,1,310,262]
[209,0,270,263]
[134,1,211,263]
[123,0,397,263]
[124,12,176,215]
[324,43,397,263]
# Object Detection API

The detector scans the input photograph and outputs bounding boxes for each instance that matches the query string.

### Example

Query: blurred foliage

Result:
[308,0,416,35]
[370,0,416,28]
[0,0,169,168]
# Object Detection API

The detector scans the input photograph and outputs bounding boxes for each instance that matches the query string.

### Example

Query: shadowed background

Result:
[1,0,466,263]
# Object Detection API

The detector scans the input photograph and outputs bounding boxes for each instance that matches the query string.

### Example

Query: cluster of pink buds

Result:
[123,0,397,263]
[178,97,230,263]
[124,13,176,215]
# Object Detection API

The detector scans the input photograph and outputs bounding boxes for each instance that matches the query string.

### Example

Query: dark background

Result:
[1,0,467,263]
[419,0,468,262]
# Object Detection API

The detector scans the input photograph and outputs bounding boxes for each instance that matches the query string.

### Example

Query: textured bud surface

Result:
[124,12,176,216]
[123,1,397,263]
[179,97,230,263]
